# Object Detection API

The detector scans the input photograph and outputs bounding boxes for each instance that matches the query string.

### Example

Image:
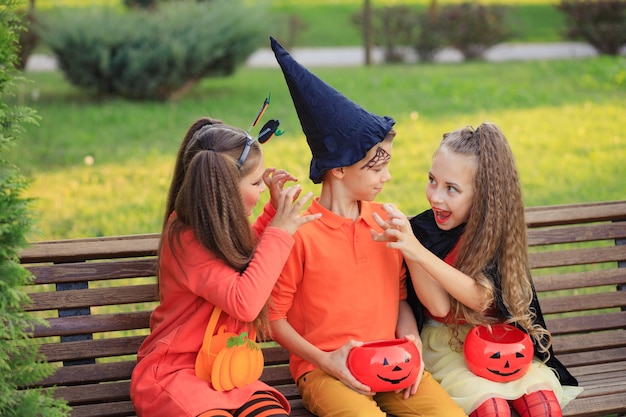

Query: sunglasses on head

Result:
[237,94,284,167]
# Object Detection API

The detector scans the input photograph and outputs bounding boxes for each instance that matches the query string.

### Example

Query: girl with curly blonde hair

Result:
[373,122,582,417]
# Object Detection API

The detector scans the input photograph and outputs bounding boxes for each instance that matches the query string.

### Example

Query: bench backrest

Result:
[525,201,626,367]
[19,200,626,417]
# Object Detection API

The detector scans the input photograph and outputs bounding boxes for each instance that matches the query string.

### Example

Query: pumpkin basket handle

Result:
[200,306,223,349]
[200,307,257,347]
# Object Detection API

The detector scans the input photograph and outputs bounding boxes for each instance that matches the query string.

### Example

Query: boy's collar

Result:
[309,198,380,229]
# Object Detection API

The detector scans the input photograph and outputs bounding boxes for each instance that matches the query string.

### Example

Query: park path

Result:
[25,41,621,72]
[245,41,605,67]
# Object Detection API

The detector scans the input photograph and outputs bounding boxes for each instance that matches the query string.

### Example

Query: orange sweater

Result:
[131,203,293,416]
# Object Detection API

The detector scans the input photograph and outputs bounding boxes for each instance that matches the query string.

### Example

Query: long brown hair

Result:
[439,122,551,354]
[158,117,271,336]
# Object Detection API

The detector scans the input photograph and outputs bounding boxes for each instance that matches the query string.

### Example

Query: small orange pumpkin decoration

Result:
[211,331,264,391]
[195,307,264,391]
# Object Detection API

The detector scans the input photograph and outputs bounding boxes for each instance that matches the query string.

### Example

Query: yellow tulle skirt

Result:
[421,320,584,414]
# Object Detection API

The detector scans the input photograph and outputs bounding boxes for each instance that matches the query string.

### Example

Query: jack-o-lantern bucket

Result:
[346,339,420,392]
[464,324,533,383]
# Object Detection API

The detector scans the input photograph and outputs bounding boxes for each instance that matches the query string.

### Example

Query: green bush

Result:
[351,2,513,63]
[15,4,39,70]
[352,5,418,63]
[413,1,447,62]
[438,2,513,60]
[37,0,271,100]
[0,1,70,416]
[124,0,157,9]
[556,0,626,55]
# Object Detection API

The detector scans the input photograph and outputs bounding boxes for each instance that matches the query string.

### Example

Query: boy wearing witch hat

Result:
[268,37,465,417]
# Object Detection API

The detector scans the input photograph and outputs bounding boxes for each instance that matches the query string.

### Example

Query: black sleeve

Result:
[406,210,464,332]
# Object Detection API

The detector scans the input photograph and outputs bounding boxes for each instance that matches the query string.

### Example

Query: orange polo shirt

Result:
[269,198,406,381]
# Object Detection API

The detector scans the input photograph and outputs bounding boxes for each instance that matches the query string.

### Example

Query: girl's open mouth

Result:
[434,209,451,224]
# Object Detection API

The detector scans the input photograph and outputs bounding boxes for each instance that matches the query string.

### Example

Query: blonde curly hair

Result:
[438,123,551,357]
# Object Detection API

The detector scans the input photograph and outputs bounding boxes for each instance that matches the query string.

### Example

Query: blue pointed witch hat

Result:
[270,37,395,184]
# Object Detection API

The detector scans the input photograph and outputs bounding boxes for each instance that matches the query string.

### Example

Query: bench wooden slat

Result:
[33,312,152,338]
[259,345,290,366]
[274,384,305,400]
[562,391,626,417]
[25,285,158,311]
[541,291,626,315]
[529,245,626,269]
[558,346,626,368]
[260,365,297,387]
[20,234,160,263]
[574,368,626,395]
[68,401,136,417]
[524,200,626,227]
[39,336,145,363]
[53,381,131,405]
[567,359,626,378]
[552,330,626,355]
[527,222,626,246]
[288,400,312,417]
[539,291,626,314]
[546,311,626,335]
[26,259,157,285]
[533,268,626,292]
[39,361,136,387]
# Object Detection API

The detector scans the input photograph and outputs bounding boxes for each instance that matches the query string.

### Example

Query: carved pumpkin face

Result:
[464,324,533,383]
[347,339,420,392]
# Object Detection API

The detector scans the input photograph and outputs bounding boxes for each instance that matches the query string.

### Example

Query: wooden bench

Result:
[19,200,626,417]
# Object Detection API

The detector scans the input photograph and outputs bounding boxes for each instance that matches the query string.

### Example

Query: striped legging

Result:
[198,391,288,417]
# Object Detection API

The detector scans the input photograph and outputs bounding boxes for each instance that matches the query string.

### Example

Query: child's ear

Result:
[330,167,345,179]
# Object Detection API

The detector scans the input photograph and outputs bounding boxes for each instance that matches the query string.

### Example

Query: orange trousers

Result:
[297,369,467,417]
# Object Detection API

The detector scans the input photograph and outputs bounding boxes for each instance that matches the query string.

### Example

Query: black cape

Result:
[406,209,578,386]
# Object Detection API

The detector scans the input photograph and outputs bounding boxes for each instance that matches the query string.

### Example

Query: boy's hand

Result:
[318,340,374,396]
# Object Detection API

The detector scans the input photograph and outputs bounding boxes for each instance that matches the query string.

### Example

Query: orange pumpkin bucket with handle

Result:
[195,306,264,391]
[463,323,533,383]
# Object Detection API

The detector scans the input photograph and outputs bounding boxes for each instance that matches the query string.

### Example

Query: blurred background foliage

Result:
[6,0,626,240]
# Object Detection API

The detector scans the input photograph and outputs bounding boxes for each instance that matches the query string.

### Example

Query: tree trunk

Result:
[363,0,372,66]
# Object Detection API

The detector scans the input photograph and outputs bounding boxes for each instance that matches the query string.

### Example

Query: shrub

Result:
[439,2,512,60]
[37,0,271,100]
[15,3,39,70]
[413,0,446,62]
[556,0,626,55]
[351,1,512,63]
[0,1,70,416]
[281,14,309,50]
[124,0,157,9]
[352,5,418,63]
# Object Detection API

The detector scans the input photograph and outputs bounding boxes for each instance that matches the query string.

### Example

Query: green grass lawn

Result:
[7,56,626,241]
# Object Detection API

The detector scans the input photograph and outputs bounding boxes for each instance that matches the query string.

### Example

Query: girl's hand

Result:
[317,340,374,396]
[263,168,298,210]
[371,203,424,262]
[269,185,321,235]
[396,334,424,399]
